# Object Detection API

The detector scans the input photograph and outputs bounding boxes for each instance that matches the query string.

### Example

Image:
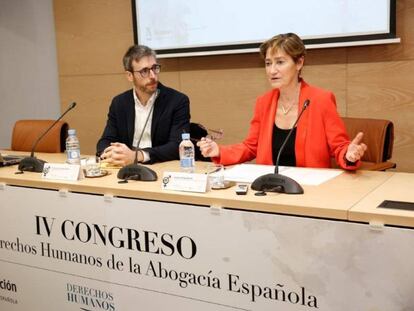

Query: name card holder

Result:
[162,171,208,193]
[42,163,83,181]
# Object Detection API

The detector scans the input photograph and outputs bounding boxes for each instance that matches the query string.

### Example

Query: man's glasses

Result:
[132,64,161,78]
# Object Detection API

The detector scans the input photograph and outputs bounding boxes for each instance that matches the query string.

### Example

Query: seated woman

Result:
[197,33,366,169]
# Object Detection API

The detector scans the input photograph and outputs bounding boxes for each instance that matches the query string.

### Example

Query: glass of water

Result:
[85,157,101,177]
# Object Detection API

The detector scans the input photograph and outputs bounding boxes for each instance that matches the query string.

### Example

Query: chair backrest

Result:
[11,120,69,153]
[342,117,395,170]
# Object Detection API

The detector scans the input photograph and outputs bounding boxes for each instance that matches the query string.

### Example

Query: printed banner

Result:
[1,185,414,310]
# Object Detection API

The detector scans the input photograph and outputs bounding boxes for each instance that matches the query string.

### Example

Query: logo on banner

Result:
[0,278,18,305]
[66,283,115,311]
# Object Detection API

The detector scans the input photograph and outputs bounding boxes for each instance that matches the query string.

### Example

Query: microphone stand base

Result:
[17,157,46,173]
[117,163,157,181]
[251,173,304,194]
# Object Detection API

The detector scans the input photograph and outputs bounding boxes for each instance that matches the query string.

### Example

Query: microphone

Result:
[18,102,77,173]
[117,102,157,182]
[251,99,311,194]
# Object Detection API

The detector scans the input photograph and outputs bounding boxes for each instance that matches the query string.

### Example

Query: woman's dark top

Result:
[272,124,297,167]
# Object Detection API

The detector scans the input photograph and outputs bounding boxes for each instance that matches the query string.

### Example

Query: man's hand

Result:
[101,143,143,166]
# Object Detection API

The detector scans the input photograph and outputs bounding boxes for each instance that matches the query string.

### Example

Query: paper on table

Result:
[281,167,343,185]
[223,164,288,183]
[223,164,343,186]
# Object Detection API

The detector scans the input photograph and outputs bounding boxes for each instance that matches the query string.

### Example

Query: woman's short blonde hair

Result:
[259,33,306,63]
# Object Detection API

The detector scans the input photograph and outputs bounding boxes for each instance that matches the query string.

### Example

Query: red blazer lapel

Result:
[258,90,279,165]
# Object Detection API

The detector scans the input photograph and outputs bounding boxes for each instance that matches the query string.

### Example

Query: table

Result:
[1,152,413,311]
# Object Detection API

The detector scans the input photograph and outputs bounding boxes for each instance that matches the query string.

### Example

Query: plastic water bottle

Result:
[179,133,195,173]
[66,129,81,164]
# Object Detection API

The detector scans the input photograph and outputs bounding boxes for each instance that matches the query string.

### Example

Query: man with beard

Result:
[97,45,190,165]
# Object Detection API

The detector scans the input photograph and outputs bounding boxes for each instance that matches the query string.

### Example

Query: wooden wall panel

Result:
[302,64,348,116]
[306,48,348,65]
[347,1,414,63]
[54,0,414,172]
[347,60,414,172]
[59,74,130,154]
[54,0,133,75]
[176,54,268,144]
[179,62,268,144]
[157,58,181,91]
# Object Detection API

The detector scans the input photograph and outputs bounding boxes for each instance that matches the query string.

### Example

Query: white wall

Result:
[0,0,60,148]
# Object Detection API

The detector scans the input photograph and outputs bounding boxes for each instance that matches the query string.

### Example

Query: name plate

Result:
[42,163,82,181]
[162,171,208,193]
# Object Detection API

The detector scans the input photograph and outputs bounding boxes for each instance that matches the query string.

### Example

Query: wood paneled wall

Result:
[54,0,414,172]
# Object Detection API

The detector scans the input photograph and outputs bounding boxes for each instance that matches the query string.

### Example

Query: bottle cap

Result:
[181,133,190,140]
[68,129,76,135]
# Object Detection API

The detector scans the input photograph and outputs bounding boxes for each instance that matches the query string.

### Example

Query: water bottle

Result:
[179,133,195,173]
[66,129,81,164]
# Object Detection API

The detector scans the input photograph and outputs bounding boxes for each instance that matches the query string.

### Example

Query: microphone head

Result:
[117,163,157,181]
[304,99,310,108]
[251,173,304,194]
[18,156,46,172]
[70,102,77,109]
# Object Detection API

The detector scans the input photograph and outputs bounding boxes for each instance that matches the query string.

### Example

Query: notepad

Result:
[0,153,24,167]
[378,200,414,211]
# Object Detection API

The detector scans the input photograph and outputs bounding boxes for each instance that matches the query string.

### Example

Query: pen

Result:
[206,167,225,175]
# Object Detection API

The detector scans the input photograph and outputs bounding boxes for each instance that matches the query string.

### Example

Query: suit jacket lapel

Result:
[126,90,135,147]
[151,84,165,140]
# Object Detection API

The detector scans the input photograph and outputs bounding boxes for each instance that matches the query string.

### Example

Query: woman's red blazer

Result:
[215,80,360,170]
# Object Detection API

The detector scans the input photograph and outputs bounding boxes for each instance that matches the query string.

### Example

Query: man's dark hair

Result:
[123,45,157,72]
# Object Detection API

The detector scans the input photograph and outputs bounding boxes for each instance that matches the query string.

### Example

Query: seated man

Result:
[97,45,190,165]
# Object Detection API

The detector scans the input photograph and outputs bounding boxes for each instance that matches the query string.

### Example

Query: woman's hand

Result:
[197,137,220,158]
[345,132,367,163]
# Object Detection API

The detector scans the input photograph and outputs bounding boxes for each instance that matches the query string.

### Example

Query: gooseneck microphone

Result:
[18,102,77,173]
[117,101,157,182]
[251,99,311,194]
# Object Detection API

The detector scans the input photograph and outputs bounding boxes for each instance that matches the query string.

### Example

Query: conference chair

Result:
[341,117,396,171]
[11,119,69,153]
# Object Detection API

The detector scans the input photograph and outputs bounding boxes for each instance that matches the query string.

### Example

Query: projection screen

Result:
[132,0,397,58]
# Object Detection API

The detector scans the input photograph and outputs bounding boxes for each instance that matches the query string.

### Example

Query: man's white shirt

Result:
[132,88,159,162]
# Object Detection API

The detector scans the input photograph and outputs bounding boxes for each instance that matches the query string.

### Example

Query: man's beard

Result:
[140,79,158,94]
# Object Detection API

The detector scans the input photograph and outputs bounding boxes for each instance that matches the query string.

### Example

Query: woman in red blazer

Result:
[198,33,366,170]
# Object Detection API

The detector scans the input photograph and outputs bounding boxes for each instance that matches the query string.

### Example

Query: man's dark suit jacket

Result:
[96,83,190,164]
